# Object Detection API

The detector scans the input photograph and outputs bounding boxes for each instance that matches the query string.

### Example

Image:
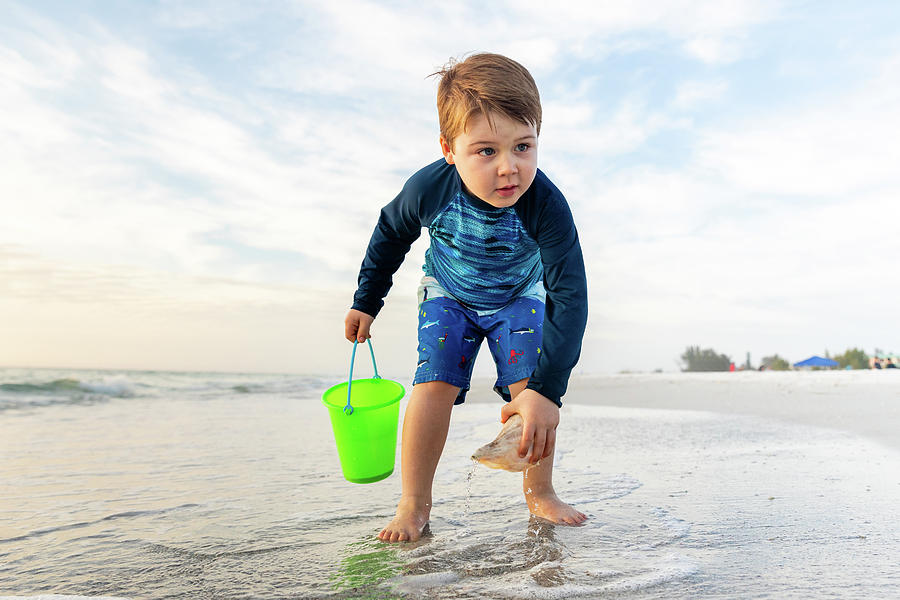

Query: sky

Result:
[1,0,898,378]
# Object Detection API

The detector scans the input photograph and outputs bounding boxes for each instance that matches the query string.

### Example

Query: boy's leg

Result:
[507,378,588,526]
[378,380,460,542]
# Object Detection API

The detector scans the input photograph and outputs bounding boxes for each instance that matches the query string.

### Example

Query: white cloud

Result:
[697,55,900,197]
[155,0,262,31]
[672,79,728,110]
[682,36,746,64]
[541,97,689,170]
[0,18,384,284]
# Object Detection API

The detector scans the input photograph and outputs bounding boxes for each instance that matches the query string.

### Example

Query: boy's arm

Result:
[500,182,586,463]
[525,184,588,406]
[350,182,425,320]
[350,159,452,323]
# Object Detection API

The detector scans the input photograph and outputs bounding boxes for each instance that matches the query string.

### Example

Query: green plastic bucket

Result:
[322,340,405,483]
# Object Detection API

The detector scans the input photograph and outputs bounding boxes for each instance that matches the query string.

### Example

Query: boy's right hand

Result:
[344,309,375,343]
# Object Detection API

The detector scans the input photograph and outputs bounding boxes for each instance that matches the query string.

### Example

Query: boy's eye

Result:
[515,143,530,152]
[477,147,495,157]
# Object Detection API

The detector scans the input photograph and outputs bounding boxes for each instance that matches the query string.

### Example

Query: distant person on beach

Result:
[344,53,589,542]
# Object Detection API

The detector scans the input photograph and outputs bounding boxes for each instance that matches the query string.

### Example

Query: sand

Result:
[471,370,900,450]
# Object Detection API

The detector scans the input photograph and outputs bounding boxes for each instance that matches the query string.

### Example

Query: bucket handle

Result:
[345,339,381,415]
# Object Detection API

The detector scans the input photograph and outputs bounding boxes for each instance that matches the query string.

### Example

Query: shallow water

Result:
[1,369,898,599]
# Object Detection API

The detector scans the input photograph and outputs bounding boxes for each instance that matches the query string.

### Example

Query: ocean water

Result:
[1,368,898,599]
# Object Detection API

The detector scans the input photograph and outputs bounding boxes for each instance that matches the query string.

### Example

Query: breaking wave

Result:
[1,378,135,397]
[0,369,333,411]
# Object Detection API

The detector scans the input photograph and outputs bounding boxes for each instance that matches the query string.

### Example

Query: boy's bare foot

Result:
[377,496,431,542]
[526,490,587,525]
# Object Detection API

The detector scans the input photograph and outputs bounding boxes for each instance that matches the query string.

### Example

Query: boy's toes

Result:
[377,526,417,543]
[566,511,585,525]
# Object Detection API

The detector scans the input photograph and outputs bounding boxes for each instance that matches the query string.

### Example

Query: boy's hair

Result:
[433,53,542,149]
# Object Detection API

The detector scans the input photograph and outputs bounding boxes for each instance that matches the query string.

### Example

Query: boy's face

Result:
[440,112,538,208]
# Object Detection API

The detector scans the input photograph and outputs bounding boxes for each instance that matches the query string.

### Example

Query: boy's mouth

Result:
[496,185,518,198]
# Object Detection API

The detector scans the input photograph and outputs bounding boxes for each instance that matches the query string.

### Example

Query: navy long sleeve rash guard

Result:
[352,159,588,406]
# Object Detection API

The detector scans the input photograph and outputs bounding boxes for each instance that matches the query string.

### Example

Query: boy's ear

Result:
[439,136,455,164]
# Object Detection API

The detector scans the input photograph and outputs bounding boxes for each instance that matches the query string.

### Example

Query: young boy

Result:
[344,53,588,542]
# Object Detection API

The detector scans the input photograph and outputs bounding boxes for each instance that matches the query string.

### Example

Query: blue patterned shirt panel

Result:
[423,191,543,311]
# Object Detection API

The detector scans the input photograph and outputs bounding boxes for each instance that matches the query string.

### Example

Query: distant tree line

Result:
[681,346,878,371]
[833,348,869,370]
[761,354,790,370]
[680,346,731,371]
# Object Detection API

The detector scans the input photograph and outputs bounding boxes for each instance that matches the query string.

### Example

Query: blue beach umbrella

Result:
[793,356,839,368]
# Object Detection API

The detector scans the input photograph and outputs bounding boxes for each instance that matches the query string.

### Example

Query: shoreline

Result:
[468,371,900,451]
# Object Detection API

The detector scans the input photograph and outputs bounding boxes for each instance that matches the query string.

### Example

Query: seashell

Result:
[471,413,537,471]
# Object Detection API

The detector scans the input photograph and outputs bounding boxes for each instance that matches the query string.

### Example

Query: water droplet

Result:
[465,463,476,514]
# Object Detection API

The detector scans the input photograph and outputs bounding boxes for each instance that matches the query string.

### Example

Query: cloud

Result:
[0,14,385,287]
[155,0,264,31]
[672,79,728,110]
[543,96,689,164]
[681,36,747,64]
[697,59,900,198]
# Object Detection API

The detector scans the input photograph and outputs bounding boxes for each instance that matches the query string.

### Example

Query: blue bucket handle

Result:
[345,339,381,415]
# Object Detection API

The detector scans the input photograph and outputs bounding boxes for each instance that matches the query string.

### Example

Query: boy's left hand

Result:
[500,389,559,463]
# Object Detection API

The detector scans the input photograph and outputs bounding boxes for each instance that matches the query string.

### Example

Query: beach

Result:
[1,368,898,599]
[556,371,900,451]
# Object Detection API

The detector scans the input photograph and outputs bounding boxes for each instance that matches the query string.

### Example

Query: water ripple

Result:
[0,504,201,544]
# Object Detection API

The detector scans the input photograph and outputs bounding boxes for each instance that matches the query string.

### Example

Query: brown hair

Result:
[433,53,542,149]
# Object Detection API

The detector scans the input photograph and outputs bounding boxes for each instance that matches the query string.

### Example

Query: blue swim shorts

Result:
[413,295,545,404]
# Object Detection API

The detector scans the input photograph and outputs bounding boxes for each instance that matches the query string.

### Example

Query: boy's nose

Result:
[497,154,518,176]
